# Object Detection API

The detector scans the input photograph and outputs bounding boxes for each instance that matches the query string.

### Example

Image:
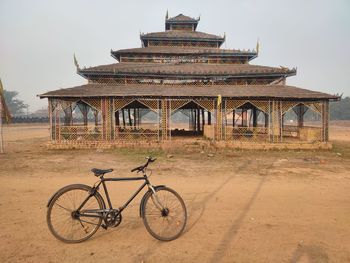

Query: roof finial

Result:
[74,53,80,71]
[165,10,169,20]
[198,14,201,21]
[256,38,260,54]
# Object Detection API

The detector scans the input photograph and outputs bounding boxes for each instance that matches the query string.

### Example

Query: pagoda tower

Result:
[40,13,337,149]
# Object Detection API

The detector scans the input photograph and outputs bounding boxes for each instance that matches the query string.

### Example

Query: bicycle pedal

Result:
[101,224,108,230]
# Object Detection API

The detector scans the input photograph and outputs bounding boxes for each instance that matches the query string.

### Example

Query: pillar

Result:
[197,108,201,132]
[232,109,235,127]
[101,98,113,140]
[270,100,282,142]
[115,111,120,126]
[161,99,169,140]
[242,109,247,127]
[322,100,329,141]
[93,109,99,126]
[252,108,258,127]
[216,99,223,140]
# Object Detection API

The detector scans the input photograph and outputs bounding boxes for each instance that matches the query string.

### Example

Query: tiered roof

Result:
[40,13,337,102]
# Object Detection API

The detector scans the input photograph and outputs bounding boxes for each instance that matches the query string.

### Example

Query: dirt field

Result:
[0,123,350,263]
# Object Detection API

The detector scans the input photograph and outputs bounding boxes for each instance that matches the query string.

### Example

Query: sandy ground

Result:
[0,122,350,263]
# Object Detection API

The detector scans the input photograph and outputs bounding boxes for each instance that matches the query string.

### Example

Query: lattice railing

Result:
[225,127,269,142]
[282,125,322,142]
[115,126,159,141]
[59,126,103,141]
[91,77,273,86]
[282,125,300,138]
[48,97,329,144]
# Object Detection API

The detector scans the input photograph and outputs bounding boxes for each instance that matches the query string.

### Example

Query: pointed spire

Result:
[73,53,80,71]
[165,10,169,20]
[256,38,260,54]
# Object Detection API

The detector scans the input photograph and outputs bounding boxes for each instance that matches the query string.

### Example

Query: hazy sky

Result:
[1,0,349,111]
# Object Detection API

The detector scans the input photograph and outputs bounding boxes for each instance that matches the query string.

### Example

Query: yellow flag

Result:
[0,78,3,95]
[0,78,11,123]
[217,94,222,106]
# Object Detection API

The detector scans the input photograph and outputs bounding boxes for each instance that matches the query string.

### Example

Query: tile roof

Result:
[39,84,338,100]
[79,63,296,77]
[166,14,198,22]
[140,31,224,41]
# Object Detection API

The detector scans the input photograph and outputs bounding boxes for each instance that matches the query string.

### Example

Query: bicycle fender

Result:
[46,184,84,207]
[139,185,166,218]
[46,184,106,209]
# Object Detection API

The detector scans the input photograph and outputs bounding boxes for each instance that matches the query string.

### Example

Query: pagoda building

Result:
[39,13,338,148]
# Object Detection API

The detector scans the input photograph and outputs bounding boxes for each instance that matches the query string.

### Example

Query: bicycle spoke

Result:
[47,186,103,243]
[54,202,72,213]
[142,188,187,241]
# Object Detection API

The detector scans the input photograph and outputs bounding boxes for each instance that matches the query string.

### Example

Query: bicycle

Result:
[46,157,187,243]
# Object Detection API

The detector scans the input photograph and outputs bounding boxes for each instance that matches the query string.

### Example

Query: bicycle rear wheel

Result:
[47,184,104,243]
[141,187,187,241]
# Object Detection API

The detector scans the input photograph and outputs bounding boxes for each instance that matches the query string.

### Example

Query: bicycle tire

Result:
[141,186,187,241]
[47,184,105,243]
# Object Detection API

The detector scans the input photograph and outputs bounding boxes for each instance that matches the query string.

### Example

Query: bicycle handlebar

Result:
[131,157,157,173]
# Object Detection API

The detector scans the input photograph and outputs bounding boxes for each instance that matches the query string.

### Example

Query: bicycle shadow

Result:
[208,175,266,263]
[184,160,252,234]
[289,244,329,263]
[139,160,253,262]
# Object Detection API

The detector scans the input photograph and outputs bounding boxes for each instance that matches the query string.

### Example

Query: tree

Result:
[330,97,350,120]
[3,90,27,116]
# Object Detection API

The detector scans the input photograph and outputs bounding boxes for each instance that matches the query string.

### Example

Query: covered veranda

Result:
[39,84,337,147]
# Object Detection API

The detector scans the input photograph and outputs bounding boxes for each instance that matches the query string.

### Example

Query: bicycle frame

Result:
[77,173,154,220]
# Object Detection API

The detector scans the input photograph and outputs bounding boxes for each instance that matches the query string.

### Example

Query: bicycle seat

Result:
[91,168,113,177]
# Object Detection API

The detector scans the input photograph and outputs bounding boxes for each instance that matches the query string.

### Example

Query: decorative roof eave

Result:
[165,21,199,31]
[110,49,119,61]
[141,38,224,48]
[166,18,200,23]
[110,49,258,62]
[38,83,340,101]
[111,47,257,55]
[165,19,199,24]
[140,35,224,42]
[78,70,296,80]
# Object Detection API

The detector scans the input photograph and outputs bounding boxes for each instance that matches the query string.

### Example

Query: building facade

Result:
[40,14,338,148]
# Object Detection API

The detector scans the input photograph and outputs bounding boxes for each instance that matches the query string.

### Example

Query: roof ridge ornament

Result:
[74,53,80,71]
[256,38,260,54]
[165,10,169,20]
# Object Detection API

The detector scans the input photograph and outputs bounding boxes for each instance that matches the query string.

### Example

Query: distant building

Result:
[39,13,338,148]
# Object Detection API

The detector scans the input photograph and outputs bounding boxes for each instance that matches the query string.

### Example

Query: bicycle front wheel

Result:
[47,184,104,243]
[141,187,187,241]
